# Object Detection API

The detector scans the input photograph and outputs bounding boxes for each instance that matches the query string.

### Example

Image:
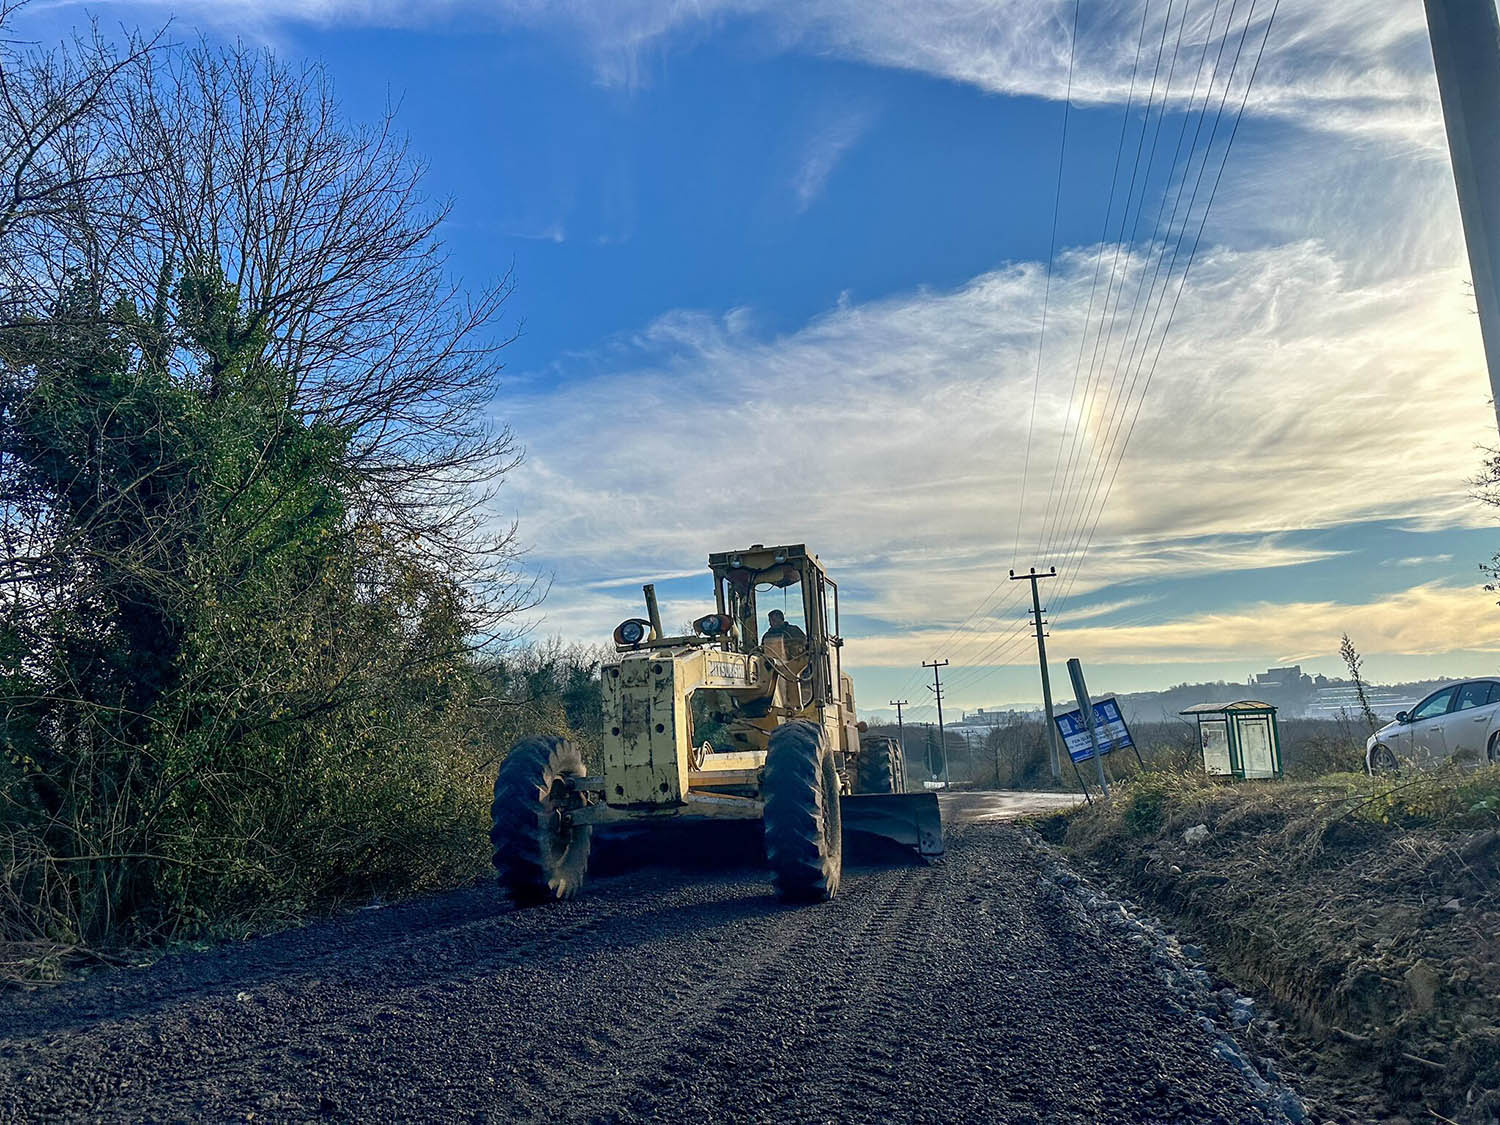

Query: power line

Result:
[1012,0,1081,565]
[1034,0,1160,566]
[1050,0,1263,598]
[1040,0,1194,569]
[1039,0,1228,570]
[1053,0,1281,615]
[937,0,1154,702]
[1046,0,1249,587]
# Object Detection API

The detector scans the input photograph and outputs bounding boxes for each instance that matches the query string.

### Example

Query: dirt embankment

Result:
[1059,771,1500,1125]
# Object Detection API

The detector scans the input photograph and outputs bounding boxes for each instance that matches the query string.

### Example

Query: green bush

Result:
[0,38,571,961]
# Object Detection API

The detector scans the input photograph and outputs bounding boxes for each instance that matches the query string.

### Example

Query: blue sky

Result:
[29,0,1500,718]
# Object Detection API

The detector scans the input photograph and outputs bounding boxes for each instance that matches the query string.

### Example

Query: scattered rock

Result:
[1404,962,1440,1014]
[1023,828,1305,1123]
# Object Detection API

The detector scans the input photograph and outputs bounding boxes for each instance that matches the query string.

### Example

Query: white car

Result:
[1366,678,1500,773]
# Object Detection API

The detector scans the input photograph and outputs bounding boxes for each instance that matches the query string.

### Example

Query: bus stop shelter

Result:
[1180,700,1282,780]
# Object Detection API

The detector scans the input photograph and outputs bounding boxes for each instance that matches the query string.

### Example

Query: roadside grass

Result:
[1063,763,1500,1124]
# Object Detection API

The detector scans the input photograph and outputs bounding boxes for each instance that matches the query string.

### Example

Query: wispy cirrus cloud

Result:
[496,232,1491,664]
[848,582,1500,670]
[64,0,1438,143]
[792,107,874,213]
[1384,554,1456,568]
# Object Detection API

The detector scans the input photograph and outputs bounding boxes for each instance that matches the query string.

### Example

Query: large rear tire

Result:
[490,736,592,905]
[856,736,904,794]
[762,720,842,902]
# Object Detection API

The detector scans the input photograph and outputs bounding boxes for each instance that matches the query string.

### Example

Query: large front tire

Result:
[490,736,592,905]
[762,720,842,903]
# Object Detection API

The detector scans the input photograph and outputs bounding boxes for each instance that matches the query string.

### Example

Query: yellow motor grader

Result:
[489,543,944,904]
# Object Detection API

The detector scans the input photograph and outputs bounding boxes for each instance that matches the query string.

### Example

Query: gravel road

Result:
[0,796,1300,1123]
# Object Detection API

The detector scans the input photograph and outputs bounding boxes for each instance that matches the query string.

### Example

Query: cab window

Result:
[758,588,807,637]
[1411,687,1457,721]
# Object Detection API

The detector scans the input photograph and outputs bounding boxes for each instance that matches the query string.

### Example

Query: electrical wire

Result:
[1052,0,1281,617]
[1045,0,1246,585]
[1012,0,1081,567]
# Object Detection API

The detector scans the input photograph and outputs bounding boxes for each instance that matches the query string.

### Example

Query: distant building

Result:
[1254,664,1312,689]
[952,708,1022,730]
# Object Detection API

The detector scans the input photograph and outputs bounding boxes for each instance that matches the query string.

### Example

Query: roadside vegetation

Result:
[1058,761,1500,1123]
[0,10,599,979]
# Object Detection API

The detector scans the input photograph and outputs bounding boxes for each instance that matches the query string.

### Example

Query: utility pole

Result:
[1011,567,1062,781]
[924,660,950,789]
[1425,0,1500,434]
[889,699,909,764]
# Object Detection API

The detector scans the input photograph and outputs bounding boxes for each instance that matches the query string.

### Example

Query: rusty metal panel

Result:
[601,653,687,807]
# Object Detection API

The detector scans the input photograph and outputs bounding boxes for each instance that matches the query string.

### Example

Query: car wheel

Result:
[1368,744,1400,775]
[1488,733,1500,765]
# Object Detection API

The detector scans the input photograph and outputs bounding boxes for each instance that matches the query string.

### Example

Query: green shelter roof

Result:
[1179,700,1277,715]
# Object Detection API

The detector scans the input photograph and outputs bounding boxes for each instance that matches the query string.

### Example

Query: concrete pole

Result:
[889,700,908,762]
[925,660,950,789]
[1425,0,1500,432]
[1011,568,1063,781]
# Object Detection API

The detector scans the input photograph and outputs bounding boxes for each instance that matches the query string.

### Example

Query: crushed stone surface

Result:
[0,819,1308,1123]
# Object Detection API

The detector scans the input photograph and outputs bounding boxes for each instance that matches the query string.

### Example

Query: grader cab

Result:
[489,543,943,904]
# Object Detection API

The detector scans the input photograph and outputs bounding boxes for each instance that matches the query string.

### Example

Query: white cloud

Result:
[495,228,1493,663]
[841,582,1500,675]
[1384,554,1455,568]
[71,0,1440,143]
[793,107,873,212]
[1050,582,1500,665]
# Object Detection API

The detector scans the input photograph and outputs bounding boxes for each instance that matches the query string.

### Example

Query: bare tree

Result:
[0,2,162,323]
[110,41,532,634]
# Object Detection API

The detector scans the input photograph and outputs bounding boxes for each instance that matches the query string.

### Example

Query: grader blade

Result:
[840,792,944,860]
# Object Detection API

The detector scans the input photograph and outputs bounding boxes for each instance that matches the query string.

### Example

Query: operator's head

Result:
[768,610,785,626]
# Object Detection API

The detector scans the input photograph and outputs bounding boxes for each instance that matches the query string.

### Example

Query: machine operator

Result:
[763,609,807,658]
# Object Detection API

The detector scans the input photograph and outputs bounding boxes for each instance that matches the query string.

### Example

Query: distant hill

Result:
[933,667,1486,729]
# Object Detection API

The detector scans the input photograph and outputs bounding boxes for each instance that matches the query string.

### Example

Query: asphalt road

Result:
[0,794,1295,1123]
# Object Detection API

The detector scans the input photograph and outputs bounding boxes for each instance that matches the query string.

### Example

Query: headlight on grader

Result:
[613,618,650,646]
[693,613,733,638]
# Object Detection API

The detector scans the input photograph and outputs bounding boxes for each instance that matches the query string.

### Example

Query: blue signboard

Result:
[1053,697,1135,763]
